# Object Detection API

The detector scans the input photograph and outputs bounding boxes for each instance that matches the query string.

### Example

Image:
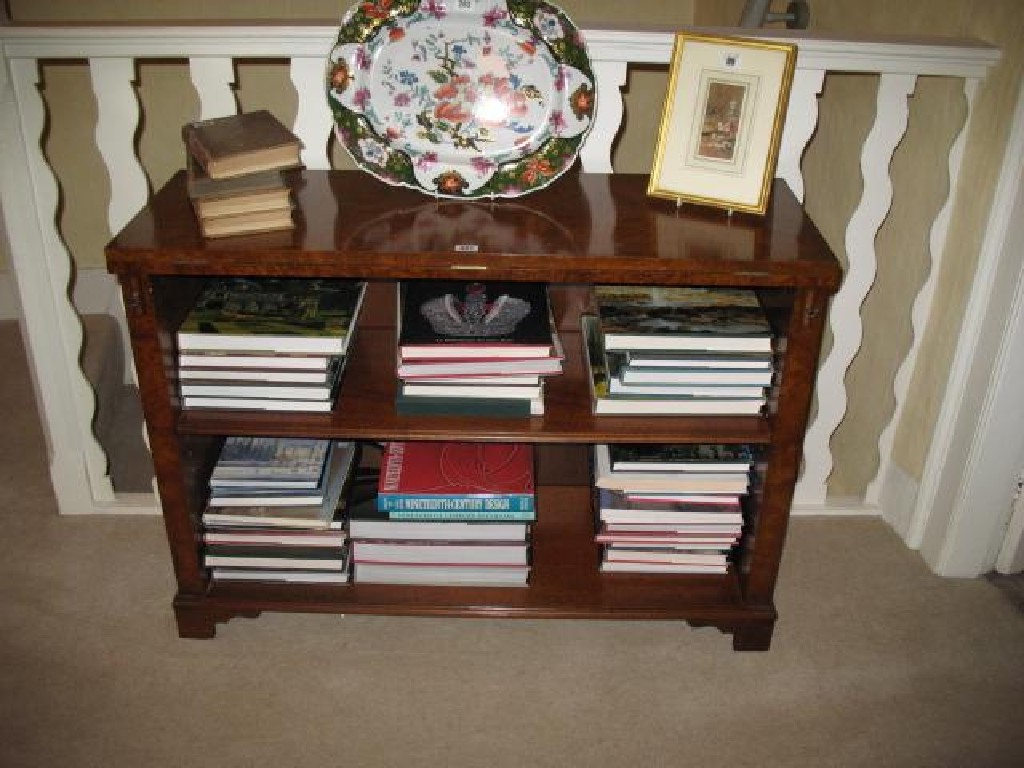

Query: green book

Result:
[177,277,367,355]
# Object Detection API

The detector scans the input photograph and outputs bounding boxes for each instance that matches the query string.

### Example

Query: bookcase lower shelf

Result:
[178,485,775,650]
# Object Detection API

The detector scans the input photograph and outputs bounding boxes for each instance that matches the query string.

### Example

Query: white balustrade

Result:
[0,23,1000,518]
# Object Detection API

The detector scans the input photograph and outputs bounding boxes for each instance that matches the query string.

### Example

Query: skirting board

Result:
[792,499,880,517]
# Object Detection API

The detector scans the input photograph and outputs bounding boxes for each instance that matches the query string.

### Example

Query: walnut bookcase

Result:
[105,170,841,651]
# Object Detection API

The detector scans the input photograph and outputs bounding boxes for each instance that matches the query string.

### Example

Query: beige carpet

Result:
[1,319,1022,768]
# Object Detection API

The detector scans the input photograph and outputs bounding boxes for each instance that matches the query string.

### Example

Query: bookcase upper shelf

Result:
[106,170,842,292]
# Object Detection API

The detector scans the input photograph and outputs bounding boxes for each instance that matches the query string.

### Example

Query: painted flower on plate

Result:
[533,10,564,41]
[359,137,388,165]
[434,169,470,195]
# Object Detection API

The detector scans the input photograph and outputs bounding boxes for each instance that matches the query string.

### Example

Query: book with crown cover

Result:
[398,281,555,359]
[177,277,367,354]
[183,109,302,179]
[595,285,773,353]
[377,441,536,519]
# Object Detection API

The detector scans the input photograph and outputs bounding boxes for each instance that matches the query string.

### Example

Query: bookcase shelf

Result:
[106,169,841,651]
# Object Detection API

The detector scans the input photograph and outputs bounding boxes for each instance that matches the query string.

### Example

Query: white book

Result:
[207,441,356,507]
[354,563,529,586]
[183,396,334,412]
[180,382,334,400]
[179,353,332,370]
[410,374,542,386]
[608,379,765,398]
[619,368,773,386]
[397,357,563,377]
[211,568,351,584]
[592,445,750,494]
[400,382,543,400]
[599,561,728,574]
[179,367,335,383]
[352,540,529,566]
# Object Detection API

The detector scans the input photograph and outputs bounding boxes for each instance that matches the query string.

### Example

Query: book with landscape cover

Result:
[177,277,367,354]
[595,285,773,353]
[208,440,357,507]
[183,109,302,179]
[210,436,331,488]
[605,443,754,473]
[581,315,767,416]
[592,445,750,494]
[398,281,555,359]
[377,441,536,518]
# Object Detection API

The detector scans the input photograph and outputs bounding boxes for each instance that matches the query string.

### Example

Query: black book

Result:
[398,281,555,359]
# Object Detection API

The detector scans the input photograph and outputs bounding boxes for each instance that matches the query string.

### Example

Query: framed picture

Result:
[648,33,797,215]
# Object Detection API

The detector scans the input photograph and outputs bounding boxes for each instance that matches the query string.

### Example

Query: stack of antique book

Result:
[591,442,753,574]
[201,437,359,584]
[394,280,564,417]
[348,441,534,586]
[582,285,776,415]
[183,109,302,238]
[176,276,367,412]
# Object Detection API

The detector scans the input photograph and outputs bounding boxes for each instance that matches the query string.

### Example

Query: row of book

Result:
[200,435,753,583]
[202,438,534,587]
[176,278,367,412]
[395,280,564,417]
[184,109,302,238]
[202,437,359,583]
[174,277,774,416]
[583,285,775,416]
[591,443,752,574]
[350,441,534,586]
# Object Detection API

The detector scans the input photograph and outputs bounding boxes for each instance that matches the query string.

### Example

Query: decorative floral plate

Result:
[326,0,596,198]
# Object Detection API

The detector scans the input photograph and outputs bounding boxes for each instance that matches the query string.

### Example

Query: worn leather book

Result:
[183,109,302,179]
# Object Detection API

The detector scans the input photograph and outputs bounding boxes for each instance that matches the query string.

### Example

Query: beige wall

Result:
[694,3,1024,497]
[6,0,1022,503]
[4,0,693,274]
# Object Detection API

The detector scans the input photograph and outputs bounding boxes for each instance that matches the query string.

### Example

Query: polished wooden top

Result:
[106,170,842,290]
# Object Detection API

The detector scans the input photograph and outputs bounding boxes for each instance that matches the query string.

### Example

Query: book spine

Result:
[183,125,213,174]
[377,494,536,518]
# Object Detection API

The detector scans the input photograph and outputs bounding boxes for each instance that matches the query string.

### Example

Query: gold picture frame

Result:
[647,32,797,215]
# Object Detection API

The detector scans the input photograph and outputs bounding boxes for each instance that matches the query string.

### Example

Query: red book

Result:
[376,442,535,519]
